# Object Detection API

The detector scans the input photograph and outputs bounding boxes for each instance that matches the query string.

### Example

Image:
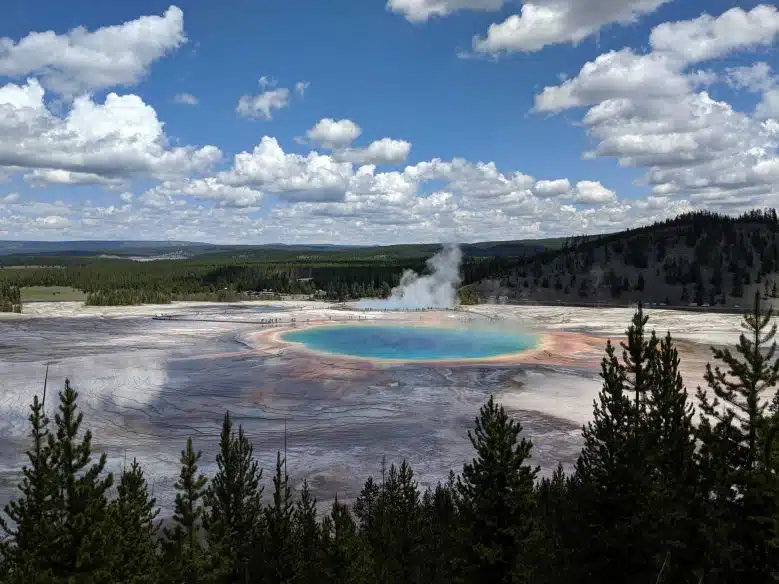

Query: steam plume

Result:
[359,244,462,309]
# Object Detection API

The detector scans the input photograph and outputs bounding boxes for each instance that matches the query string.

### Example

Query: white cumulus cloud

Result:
[0,5,186,95]
[387,0,506,22]
[473,0,669,54]
[533,4,779,207]
[0,78,221,181]
[306,118,362,149]
[236,87,290,120]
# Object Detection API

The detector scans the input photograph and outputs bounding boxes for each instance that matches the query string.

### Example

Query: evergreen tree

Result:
[571,333,657,584]
[106,458,161,583]
[320,497,367,584]
[620,304,658,425]
[292,480,320,584]
[696,292,779,582]
[47,379,114,582]
[264,452,295,584]
[534,464,572,584]
[353,476,380,536]
[418,475,458,584]
[455,395,539,584]
[365,460,421,584]
[163,437,208,584]
[646,332,699,582]
[204,412,263,583]
[0,395,58,582]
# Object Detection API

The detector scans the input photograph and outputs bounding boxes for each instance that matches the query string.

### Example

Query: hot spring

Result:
[281,324,537,361]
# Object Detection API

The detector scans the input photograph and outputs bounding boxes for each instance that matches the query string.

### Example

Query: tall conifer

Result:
[696,292,779,582]
[646,331,699,581]
[47,379,113,581]
[163,437,208,583]
[572,332,656,583]
[292,480,320,584]
[455,395,539,584]
[204,412,263,583]
[106,458,161,583]
[264,452,295,583]
[0,395,58,582]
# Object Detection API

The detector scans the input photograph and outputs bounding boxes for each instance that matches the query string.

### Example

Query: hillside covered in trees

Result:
[2,297,779,583]
[476,209,779,308]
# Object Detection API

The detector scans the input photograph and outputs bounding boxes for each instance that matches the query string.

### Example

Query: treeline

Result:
[2,296,779,582]
[0,284,21,313]
[85,288,173,307]
[0,254,509,305]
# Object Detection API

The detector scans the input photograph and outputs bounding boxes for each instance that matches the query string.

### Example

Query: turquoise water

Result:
[282,324,536,361]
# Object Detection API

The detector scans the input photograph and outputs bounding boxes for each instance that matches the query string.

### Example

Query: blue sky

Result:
[0,0,777,243]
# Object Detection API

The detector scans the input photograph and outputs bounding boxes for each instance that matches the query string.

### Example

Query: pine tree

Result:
[47,379,114,581]
[0,395,58,582]
[534,464,572,584]
[163,437,208,584]
[646,332,699,581]
[455,395,539,584]
[320,497,367,584]
[621,304,658,427]
[418,475,458,584]
[204,412,263,583]
[366,460,421,583]
[106,458,161,583]
[571,334,656,584]
[696,292,779,582]
[264,452,295,584]
[353,476,380,535]
[292,480,320,584]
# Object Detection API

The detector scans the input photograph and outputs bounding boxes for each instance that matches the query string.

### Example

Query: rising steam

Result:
[359,244,463,310]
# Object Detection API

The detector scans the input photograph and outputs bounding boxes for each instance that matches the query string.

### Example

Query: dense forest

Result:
[2,209,779,310]
[0,253,505,309]
[2,295,779,583]
[487,209,779,307]
[0,285,21,313]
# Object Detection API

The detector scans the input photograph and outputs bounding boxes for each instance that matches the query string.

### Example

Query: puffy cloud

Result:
[1,193,19,203]
[534,50,689,113]
[335,139,412,165]
[236,87,289,120]
[573,181,616,204]
[534,4,779,207]
[24,169,126,187]
[756,87,779,120]
[217,137,354,202]
[305,119,411,164]
[144,178,264,208]
[725,62,775,92]
[174,92,198,105]
[0,6,185,95]
[0,78,221,181]
[387,0,506,22]
[473,0,669,54]
[306,118,362,149]
[649,5,779,65]
[534,178,571,197]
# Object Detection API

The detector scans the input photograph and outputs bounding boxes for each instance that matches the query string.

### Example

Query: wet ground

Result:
[0,301,743,510]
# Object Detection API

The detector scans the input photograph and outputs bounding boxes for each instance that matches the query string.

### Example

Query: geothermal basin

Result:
[0,300,745,512]
[281,323,538,362]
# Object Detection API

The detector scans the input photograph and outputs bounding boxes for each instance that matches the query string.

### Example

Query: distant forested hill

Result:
[3,210,778,309]
[470,209,779,308]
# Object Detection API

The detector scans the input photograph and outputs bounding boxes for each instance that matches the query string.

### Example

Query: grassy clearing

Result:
[21,286,87,302]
